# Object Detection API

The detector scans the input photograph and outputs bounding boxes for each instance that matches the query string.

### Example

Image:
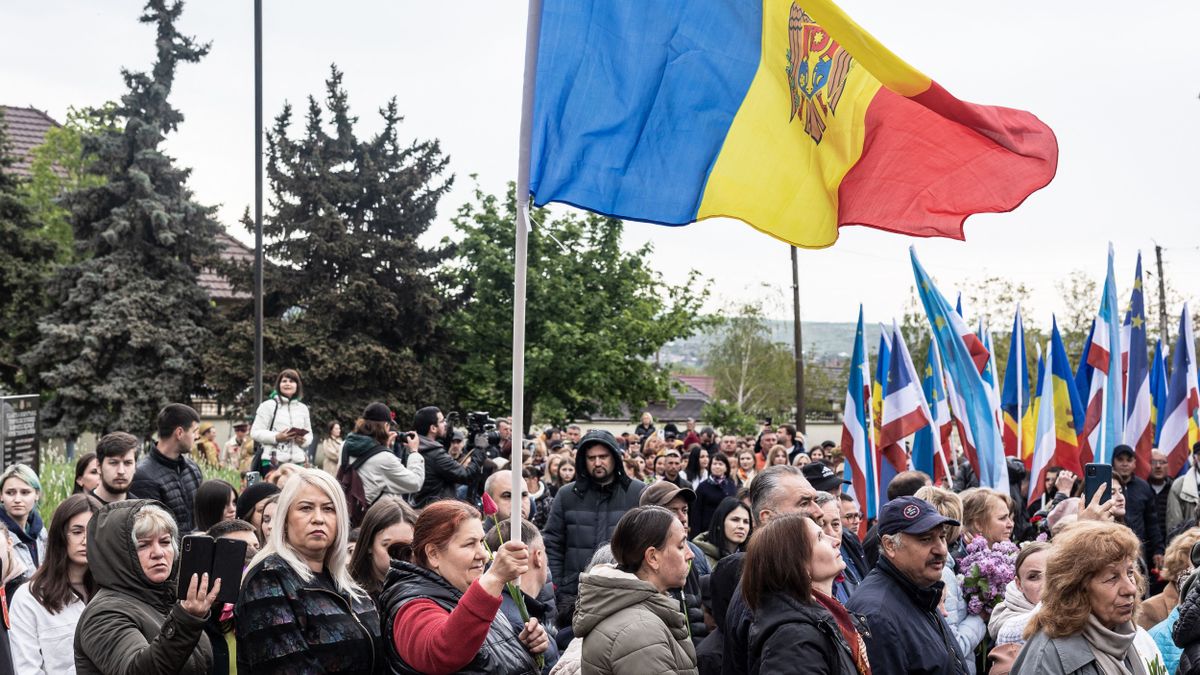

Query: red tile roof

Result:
[199,231,254,301]
[0,106,60,178]
[675,375,715,399]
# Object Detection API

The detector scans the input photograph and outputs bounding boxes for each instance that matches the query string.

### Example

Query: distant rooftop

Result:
[0,105,60,178]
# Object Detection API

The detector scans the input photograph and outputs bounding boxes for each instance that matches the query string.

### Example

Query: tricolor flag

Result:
[981,326,1003,430]
[1161,306,1200,476]
[871,326,892,449]
[1075,319,1097,465]
[841,307,878,532]
[1001,309,1030,459]
[1122,254,1153,479]
[1027,318,1087,505]
[911,248,1008,490]
[1025,344,1046,469]
[913,339,954,486]
[1081,245,1125,465]
[1150,340,1168,448]
[878,324,931,472]
[529,0,1058,248]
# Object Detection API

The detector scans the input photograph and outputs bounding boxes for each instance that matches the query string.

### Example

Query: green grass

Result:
[37,448,243,522]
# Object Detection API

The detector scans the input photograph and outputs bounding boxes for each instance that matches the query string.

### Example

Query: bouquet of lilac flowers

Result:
[957,535,1018,620]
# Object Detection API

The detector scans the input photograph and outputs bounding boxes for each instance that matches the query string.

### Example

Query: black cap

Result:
[578,429,620,456]
[802,462,850,493]
[877,496,960,536]
[363,402,392,423]
[1113,444,1135,459]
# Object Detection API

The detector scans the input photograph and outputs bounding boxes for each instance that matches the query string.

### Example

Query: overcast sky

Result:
[5,1,1200,328]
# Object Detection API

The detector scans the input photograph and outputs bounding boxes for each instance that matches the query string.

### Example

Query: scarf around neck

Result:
[1080,614,1147,675]
[813,589,871,675]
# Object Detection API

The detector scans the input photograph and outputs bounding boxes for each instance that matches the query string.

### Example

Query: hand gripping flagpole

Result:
[511,0,544,549]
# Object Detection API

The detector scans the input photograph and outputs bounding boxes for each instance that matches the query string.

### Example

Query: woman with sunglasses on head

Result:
[349,496,418,604]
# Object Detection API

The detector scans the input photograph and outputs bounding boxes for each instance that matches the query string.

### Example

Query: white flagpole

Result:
[510,0,544,546]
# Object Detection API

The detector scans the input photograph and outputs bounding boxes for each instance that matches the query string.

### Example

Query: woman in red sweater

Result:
[379,500,549,674]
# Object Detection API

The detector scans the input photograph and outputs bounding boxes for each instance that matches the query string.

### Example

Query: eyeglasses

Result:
[843,512,863,521]
[1151,460,1169,467]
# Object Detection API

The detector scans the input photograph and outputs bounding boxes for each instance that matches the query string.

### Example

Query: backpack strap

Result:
[350,446,388,472]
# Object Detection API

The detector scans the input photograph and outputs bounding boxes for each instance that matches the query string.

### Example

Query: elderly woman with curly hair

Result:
[1012,521,1164,675]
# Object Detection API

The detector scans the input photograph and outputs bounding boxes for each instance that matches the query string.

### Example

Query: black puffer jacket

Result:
[1173,578,1200,674]
[128,447,203,533]
[748,594,860,675]
[412,436,484,508]
[379,560,538,675]
[542,432,646,607]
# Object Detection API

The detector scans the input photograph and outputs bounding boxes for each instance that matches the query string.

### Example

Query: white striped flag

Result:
[1082,244,1125,465]
[1162,306,1200,476]
[841,306,878,532]
[1122,253,1153,478]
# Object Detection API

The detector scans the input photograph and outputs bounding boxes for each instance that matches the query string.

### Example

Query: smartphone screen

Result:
[1083,463,1113,506]
[177,535,215,600]
[212,538,248,604]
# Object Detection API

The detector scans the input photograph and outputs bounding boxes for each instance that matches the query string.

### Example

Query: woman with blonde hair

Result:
[1013,521,1164,674]
[766,445,790,467]
[735,449,758,487]
[235,469,380,673]
[0,464,46,570]
[961,488,1014,546]
[1139,527,1200,630]
[915,485,984,672]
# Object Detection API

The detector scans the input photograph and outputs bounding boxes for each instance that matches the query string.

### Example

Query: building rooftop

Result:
[0,105,61,178]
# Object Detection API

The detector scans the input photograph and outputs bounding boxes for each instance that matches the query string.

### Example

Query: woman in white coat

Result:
[251,368,313,471]
[10,493,101,674]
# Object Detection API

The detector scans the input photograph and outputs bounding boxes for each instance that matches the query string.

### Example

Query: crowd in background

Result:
[4,367,1200,674]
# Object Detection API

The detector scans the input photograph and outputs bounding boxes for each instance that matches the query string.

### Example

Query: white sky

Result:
[5,1,1200,327]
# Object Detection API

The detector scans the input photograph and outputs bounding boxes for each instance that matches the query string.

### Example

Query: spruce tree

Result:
[207,66,455,428]
[22,0,220,436]
[0,113,58,392]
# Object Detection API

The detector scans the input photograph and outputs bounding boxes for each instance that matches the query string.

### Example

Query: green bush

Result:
[35,448,243,525]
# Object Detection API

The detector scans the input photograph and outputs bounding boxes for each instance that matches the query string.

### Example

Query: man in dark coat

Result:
[1114,444,1166,572]
[542,429,646,611]
[846,496,969,675]
[639,480,711,646]
[411,406,485,508]
[129,404,203,532]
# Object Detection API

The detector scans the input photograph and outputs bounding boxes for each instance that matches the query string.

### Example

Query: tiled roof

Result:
[0,106,60,178]
[199,231,254,301]
[675,375,715,399]
[588,375,713,424]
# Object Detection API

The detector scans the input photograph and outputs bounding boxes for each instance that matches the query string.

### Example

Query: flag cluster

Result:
[841,246,1200,511]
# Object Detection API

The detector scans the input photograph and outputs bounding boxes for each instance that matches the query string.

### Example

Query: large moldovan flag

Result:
[529,0,1058,247]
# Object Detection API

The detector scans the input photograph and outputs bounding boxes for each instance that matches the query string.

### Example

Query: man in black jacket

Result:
[411,406,485,508]
[846,496,969,675]
[1113,444,1166,574]
[542,429,645,611]
[129,403,203,532]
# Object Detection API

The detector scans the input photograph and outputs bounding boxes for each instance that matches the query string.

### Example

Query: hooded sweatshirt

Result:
[0,508,46,570]
[74,500,212,675]
[342,432,425,502]
[573,565,697,675]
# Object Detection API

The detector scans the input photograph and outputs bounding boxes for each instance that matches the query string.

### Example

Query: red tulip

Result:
[481,492,499,517]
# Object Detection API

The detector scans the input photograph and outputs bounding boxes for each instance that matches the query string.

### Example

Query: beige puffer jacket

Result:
[573,565,697,675]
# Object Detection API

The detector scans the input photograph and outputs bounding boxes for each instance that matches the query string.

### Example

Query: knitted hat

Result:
[236,482,280,521]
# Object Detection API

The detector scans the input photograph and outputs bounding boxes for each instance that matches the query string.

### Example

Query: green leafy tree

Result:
[447,185,709,430]
[20,104,118,260]
[0,114,59,392]
[703,299,797,422]
[701,399,757,436]
[22,1,220,437]
[206,66,455,428]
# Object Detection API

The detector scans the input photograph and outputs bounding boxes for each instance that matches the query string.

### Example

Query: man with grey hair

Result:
[721,465,823,675]
[846,496,969,675]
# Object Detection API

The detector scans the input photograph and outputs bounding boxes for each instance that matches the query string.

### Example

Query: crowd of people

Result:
[6,367,1200,674]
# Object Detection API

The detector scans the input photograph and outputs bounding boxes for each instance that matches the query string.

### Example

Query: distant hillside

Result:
[660,320,857,369]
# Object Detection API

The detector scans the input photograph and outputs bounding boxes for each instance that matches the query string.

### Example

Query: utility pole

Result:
[791,246,806,433]
[1155,244,1170,346]
[253,0,264,408]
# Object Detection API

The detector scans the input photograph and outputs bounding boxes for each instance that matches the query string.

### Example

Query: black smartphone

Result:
[1083,463,1113,506]
[177,535,215,600]
[212,538,248,604]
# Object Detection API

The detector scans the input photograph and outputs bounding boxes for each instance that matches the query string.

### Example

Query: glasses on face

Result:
[1151,460,1169,467]
[843,512,862,522]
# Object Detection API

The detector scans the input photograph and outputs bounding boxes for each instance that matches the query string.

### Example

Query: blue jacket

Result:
[1149,606,1181,674]
[844,556,969,675]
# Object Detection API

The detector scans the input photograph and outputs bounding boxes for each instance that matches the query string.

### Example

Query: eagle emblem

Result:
[786,3,853,144]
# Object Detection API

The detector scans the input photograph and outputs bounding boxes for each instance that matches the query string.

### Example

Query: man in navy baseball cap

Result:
[847,496,969,675]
